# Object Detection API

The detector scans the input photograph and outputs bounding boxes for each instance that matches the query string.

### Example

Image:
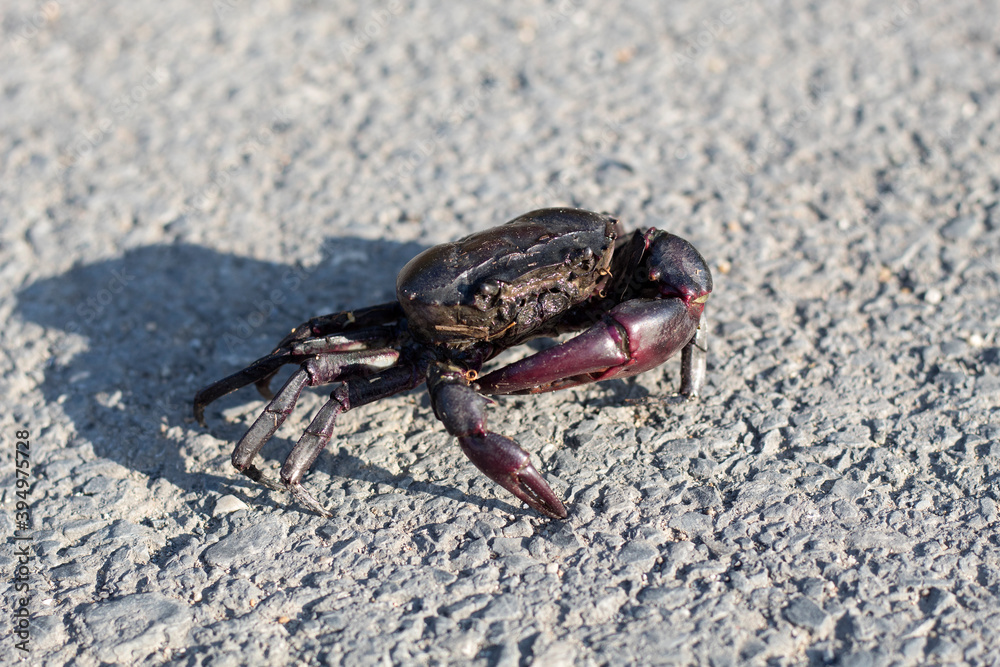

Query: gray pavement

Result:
[2,0,999,665]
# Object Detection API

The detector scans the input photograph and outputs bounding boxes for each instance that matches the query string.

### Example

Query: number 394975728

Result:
[14,430,30,517]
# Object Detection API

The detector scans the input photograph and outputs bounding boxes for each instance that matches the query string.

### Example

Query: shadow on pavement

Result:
[15,236,436,506]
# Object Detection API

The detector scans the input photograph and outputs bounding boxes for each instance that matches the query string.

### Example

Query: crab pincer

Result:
[429,366,567,519]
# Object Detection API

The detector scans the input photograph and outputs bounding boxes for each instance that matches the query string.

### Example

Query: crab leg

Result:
[193,324,400,423]
[278,363,423,516]
[477,298,704,397]
[230,349,400,486]
[257,321,403,398]
[428,364,567,519]
[271,302,404,349]
[678,310,708,398]
[194,351,291,425]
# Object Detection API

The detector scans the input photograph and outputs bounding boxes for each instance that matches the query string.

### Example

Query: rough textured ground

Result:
[2,0,999,665]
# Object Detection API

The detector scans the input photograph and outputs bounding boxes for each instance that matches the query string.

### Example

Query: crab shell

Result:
[396,208,619,347]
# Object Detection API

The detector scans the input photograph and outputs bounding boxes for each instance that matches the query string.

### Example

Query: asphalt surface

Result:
[2,1,999,665]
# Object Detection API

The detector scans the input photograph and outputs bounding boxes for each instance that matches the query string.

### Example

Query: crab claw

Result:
[429,374,568,519]
[459,432,567,519]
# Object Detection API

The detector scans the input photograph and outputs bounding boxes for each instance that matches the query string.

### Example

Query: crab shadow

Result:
[15,236,646,519]
[13,237,455,510]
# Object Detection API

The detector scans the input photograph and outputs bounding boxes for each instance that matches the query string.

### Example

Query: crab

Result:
[193,208,712,519]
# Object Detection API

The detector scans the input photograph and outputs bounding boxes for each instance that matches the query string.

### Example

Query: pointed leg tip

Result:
[286,481,334,518]
[255,378,275,400]
[653,391,697,406]
[193,398,207,426]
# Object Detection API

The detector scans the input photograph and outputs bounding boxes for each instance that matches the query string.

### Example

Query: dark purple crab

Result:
[194,208,712,519]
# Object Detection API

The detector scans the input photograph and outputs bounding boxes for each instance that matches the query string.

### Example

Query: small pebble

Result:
[214,495,249,515]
